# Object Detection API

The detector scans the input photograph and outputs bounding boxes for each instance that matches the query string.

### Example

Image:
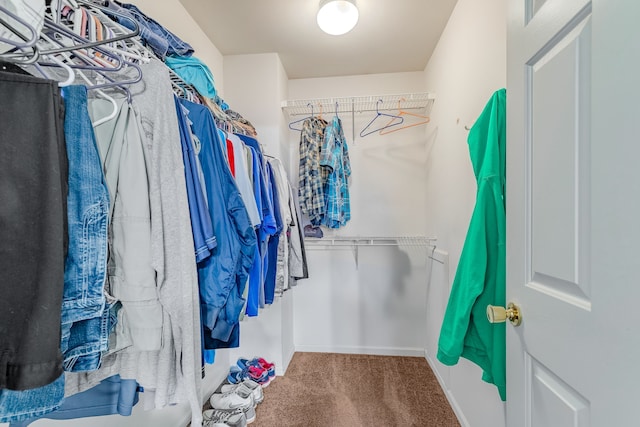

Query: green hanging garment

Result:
[437,88,507,401]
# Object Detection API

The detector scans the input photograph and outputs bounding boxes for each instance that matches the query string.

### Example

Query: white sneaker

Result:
[202,408,247,427]
[210,389,256,424]
[220,379,264,405]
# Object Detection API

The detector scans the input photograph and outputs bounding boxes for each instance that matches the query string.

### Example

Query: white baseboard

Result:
[295,345,424,357]
[277,346,296,376]
[424,349,470,427]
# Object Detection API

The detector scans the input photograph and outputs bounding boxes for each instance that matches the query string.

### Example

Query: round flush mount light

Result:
[317,0,359,36]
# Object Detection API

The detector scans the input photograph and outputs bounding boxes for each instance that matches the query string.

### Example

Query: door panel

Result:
[527,355,590,427]
[528,16,592,306]
[510,0,594,422]
[525,0,549,24]
[508,0,640,425]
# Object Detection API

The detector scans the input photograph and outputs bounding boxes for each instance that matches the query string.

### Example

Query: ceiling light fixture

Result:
[317,0,359,36]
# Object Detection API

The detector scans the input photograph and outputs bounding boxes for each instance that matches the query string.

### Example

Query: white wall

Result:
[277,55,292,169]
[422,0,507,426]
[288,71,426,99]
[288,72,431,356]
[224,53,289,159]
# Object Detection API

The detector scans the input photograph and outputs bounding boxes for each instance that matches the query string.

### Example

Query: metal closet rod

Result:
[304,236,439,268]
[304,236,437,247]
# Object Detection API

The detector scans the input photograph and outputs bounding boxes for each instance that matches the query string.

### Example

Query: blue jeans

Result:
[108,2,194,59]
[0,376,64,424]
[60,86,110,371]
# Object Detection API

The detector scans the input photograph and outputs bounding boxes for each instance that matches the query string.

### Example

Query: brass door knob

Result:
[486,302,522,326]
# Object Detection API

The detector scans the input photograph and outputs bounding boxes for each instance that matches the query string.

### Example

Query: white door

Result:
[506,0,640,425]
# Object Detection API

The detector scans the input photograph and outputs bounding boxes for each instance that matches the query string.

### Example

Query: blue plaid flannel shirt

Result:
[320,117,351,228]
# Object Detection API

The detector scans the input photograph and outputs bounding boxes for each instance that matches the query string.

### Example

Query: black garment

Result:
[0,62,32,76]
[0,71,68,390]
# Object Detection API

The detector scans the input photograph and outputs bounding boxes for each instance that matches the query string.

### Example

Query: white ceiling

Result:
[180,0,458,79]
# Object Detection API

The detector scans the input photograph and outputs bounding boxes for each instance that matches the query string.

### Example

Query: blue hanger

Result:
[359,99,404,137]
[288,102,314,131]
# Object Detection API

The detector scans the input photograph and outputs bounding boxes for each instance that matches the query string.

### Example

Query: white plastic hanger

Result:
[46,53,75,86]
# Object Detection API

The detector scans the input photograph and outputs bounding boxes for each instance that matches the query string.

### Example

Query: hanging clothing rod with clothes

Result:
[281,92,435,141]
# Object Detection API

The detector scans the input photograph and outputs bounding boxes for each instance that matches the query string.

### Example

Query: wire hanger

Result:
[2,1,140,72]
[0,5,42,64]
[288,102,314,131]
[0,5,40,51]
[40,3,145,84]
[38,1,140,56]
[36,24,143,90]
[359,99,404,137]
[1,1,142,124]
[379,97,431,135]
[37,33,122,124]
[0,7,71,84]
[79,5,151,64]
[40,18,142,123]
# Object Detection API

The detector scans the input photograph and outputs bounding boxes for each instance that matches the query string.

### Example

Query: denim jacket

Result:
[107,2,194,59]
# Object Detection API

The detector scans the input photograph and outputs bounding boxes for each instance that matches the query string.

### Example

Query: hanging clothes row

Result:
[0,1,307,426]
[298,113,352,230]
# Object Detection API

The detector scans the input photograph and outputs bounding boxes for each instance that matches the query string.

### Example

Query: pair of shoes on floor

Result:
[221,378,264,406]
[235,357,276,386]
[227,365,269,387]
[227,357,275,387]
[202,408,247,427]
[237,357,276,378]
[206,383,256,426]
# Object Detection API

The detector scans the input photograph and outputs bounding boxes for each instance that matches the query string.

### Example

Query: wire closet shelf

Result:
[304,235,437,247]
[282,92,435,116]
[282,92,435,141]
[304,236,438,267]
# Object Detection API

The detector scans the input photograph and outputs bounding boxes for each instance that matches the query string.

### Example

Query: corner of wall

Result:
[276,54,290,166]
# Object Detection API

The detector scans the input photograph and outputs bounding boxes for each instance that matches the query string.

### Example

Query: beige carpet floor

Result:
[248,352,460,427]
